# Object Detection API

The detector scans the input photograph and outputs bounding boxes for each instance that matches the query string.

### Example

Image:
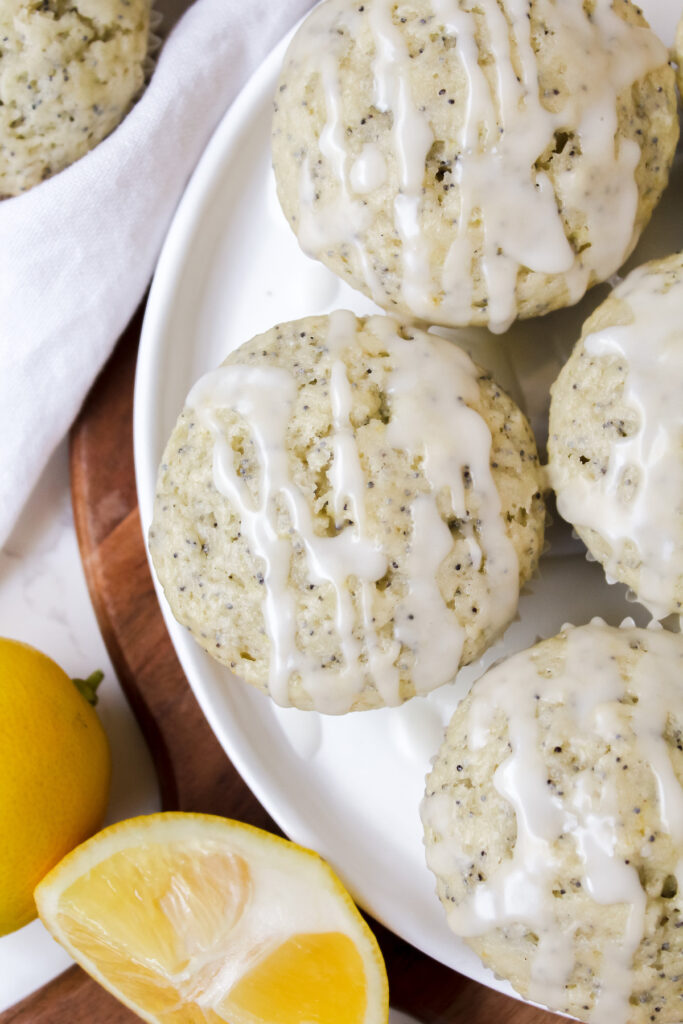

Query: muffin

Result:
[272,0,678,334]
[548,254,683,621]
[0,0,152,198]
[149,312,545,714]
[422,619,683,1024]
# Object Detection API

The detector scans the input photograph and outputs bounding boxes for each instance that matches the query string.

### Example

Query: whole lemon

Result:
[0,638,111,935]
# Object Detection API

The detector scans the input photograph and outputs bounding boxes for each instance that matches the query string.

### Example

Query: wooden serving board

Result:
[1,310,559,1024]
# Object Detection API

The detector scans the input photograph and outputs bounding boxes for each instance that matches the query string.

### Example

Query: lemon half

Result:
[36,812,389,1024]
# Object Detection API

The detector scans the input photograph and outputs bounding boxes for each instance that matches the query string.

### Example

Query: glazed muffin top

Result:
[548,253,683,621]
[273,0,678,333]
[150,312,545,713]
[422,619,683,1024]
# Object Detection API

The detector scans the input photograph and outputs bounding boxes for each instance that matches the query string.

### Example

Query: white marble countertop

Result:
[0,440,159,1012]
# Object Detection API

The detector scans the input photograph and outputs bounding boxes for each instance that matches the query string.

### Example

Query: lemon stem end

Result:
[72,670,104,706]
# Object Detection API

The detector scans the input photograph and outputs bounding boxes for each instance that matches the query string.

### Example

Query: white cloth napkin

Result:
[0,0,313,547]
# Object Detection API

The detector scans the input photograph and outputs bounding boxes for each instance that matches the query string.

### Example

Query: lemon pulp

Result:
[36,813,388,1024]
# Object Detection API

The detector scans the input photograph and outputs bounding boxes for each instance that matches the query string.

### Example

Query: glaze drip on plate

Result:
[283,0,669,332]
[422,620,683,1023]
[187,312,519,713]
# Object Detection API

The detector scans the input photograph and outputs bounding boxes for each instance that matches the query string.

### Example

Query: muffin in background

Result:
[0,0,152,198]
[422,619,683,1024]
[272,0,678,333]
[548,253,683,621]
[149,312,545,714]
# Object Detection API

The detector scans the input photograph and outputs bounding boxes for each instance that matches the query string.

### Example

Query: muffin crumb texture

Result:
[548,253,683,621]
[150,312,545,713]
[272,0,678,332]
[0,0,151,197]
[422,620,683,1024]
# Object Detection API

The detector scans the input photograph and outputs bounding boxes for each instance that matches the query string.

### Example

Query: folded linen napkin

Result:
[0,0,313,547]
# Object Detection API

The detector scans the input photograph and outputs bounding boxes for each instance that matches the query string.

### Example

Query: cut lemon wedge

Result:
[35,812,389,1024]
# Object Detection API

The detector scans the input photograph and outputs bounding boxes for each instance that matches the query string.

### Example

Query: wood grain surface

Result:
[0,310,560,1024]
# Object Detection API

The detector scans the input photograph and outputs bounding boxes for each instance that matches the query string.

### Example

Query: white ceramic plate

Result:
[134,2,680,1003]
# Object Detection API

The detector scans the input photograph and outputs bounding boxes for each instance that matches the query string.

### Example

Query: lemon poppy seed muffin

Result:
[149,312,545,714]
[0,0,152,198]
[422,620,683,1024]
[272,0,678,334]
[548,254,683,621]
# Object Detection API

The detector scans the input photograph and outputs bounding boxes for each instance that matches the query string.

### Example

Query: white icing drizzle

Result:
[371,314,519,692]
[349,143,388,194]
[425,621,683,1022]
[187,313,519,714]
[291,7,385,304]
[297,54,372,260]
[325,310,402,702]
[368,2,436,314]
[553,262,683,620]
[290,0,667,332]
